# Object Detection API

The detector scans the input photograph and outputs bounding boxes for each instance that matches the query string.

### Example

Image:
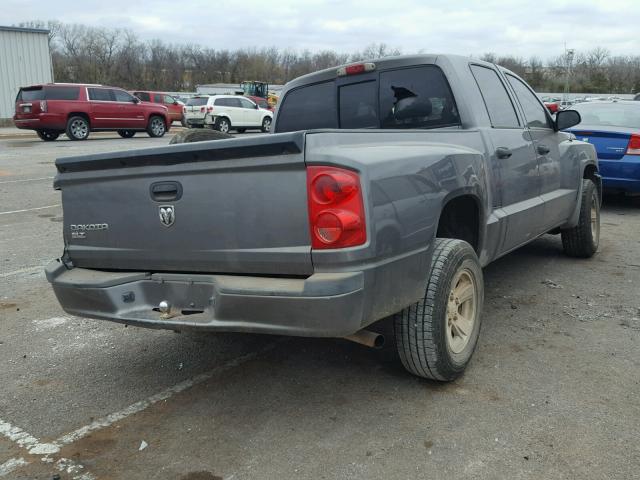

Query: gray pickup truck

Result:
[47,55,600,381]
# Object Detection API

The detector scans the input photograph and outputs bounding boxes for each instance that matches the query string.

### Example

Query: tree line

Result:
[16,20,640,94]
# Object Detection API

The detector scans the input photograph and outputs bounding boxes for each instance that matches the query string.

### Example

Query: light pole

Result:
[563,48,575,103]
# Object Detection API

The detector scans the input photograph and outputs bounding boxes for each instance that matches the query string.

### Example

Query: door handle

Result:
[537,144,551,155]
[150,181,182,202]
[495,147,512,159]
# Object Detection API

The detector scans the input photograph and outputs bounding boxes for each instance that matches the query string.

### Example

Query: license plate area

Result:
[22,106,31,113]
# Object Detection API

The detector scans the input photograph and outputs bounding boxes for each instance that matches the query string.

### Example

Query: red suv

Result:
[132,91,185,125]
[14,83,171,141]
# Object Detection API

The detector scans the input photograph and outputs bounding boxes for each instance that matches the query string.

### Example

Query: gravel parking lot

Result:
[1,131,639,479]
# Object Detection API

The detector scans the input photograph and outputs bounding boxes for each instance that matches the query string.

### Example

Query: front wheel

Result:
[117,130,136,138]
[147,116,166,138]
[261,117,272,133]
[394,238,484,381]
[561,178,600,257]
[36,130,60,141]
[65,116,90,141]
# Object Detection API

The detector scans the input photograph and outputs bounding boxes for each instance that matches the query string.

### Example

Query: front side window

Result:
[134,92,151,102]
[113,89,135,103]
[164,95,176,104]
[88,88,114,101]
[470,65,520,128]
[239,98,256,109]
[506,75,552,129]
[379,66,460,129]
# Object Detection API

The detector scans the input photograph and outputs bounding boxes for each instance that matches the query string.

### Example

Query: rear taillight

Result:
[200,106,205,113]
[207,106,214,112]
[40,100,47,113]
[626,134,640,155]
[307,166,366,249]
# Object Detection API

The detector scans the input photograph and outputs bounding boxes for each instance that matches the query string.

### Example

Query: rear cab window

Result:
[275,65,460,133]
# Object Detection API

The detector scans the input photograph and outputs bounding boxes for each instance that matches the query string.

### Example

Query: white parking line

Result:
[0,176,54,184]
[0,341,277,477]
[0,204,60,216]
[55,342,277,446]
[0,458,28,477]
[0,266,45,278]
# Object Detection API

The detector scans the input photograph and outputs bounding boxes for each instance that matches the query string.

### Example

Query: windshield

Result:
[573,102,640,129]
[275,65,460,133]
[186,97,209,106]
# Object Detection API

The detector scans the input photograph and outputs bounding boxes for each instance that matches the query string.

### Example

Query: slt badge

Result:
[159,205,175,227]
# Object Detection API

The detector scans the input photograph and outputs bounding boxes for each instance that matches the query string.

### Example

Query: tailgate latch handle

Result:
[150,181,183,202]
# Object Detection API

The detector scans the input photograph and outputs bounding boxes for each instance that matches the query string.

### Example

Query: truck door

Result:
[470,65,543,254]
[505,74,580,231]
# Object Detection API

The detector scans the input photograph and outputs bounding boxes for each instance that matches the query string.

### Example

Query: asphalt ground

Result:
[1,130,639,480]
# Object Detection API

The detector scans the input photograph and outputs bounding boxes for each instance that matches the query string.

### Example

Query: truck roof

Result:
[283,54,501,91]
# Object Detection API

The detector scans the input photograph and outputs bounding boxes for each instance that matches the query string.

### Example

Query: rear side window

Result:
[379,66,460,129]
[134,92,151,102]
[43,87,79,100]
[186,97,209,106]
[276,82,337,132]
[506,75,552,129]
[470,65,520,128]
[339,81,378,128]
[88,88,114,101]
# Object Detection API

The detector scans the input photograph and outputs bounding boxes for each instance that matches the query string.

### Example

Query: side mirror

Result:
[173,101,178,105]
[394,97,432,120]
[255,103,259,109]
[133,97,140,104]
[556,110,581,131]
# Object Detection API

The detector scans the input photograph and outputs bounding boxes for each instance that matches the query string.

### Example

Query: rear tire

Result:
[215,117,231,133]
[261,117,272,133]
[117,130,136,138]
[147,116,166,138]
[561,179,600,258]
[65,116,90,141]
[36,130,59,141]
[394,238,484,381]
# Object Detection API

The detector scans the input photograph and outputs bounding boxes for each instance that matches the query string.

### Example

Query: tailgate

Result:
[55,133,313,275]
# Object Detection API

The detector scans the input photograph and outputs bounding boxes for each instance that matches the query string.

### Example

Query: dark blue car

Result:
[565,100,640,194]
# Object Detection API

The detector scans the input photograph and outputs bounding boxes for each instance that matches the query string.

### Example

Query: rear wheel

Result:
[215,117,231,134]
[147,116,166,138]
[36,130,60,141]
[261,117,272,133]
[561,179,600,257]
[394,238,484,381]
[117,130,136,138]
[65,116,90,141]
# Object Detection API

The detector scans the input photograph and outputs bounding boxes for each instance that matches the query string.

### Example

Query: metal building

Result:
[0,26,53,122]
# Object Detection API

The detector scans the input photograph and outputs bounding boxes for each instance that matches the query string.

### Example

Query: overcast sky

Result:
[5,0,639,59]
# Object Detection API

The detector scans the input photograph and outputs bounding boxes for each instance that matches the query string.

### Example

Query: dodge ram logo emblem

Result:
[159,205,175,227]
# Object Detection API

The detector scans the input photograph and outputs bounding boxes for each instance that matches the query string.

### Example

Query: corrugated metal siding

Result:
[0,29,52,119]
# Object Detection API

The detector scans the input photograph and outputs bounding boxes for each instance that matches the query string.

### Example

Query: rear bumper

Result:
[600,156,640,193]
[45,260,366,337]
[14,113,66,130]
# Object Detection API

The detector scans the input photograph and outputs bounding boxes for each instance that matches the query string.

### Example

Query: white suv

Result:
[185,95,273,133]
